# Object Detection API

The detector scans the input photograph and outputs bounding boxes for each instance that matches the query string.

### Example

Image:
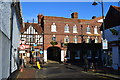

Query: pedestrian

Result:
[39,49,43,64]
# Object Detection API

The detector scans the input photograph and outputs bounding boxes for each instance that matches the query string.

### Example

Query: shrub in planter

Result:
[50,41,58,46]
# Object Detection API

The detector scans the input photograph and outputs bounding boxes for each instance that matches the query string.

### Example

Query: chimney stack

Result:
[37,14,43,24]
[71,12,78,19]
[92,16,96,19]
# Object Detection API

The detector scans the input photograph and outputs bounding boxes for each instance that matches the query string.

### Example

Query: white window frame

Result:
[64,36,69,43]
[74,36,78,43]
[95,37,98,43]
[86,25,91,34]
[64,24,69,33]
[73,25,78,33]
[86,36,90,43]
[52,35,56,41]
[94,26,98,34]
[51,23,57,32]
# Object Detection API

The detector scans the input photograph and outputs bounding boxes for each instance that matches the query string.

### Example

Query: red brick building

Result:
[38,12,102,62]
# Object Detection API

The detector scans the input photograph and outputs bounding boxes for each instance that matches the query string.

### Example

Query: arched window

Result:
[73,25,78,33]
[64,36,69,43]
[64,24,69,33]
[94,26,98,34]
[74,36,77,43]
[86,25,91,34]
[51,23,57,32]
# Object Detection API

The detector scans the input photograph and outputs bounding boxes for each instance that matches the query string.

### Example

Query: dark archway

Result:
[47,46,61,62]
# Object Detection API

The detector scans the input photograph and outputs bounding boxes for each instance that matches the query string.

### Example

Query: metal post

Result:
[101,0,105,40]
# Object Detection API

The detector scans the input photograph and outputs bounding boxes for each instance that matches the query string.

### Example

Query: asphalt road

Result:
[35,63,116,80]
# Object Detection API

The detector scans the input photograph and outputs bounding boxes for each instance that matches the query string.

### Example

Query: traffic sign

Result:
[19,44,25,50]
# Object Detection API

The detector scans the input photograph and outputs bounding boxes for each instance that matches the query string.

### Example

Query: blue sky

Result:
[21,2,119,23]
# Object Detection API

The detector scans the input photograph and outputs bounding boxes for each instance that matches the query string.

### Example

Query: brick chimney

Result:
[92,16,96,19]
[71,12,78,19]
[37,14,43,24]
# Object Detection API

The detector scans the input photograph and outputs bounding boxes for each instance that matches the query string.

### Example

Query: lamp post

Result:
[92,0,108,71]
[92,0,105,40]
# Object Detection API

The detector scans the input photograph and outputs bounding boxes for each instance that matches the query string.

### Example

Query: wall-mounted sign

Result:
[102,39,108,49]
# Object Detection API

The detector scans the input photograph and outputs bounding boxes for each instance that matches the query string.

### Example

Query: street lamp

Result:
[92,0,108,71]
[92,0,105,40]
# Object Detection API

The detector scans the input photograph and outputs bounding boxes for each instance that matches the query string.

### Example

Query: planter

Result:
[50,41,58,46]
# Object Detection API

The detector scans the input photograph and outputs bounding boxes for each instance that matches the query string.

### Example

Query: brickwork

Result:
[38,13,102,50]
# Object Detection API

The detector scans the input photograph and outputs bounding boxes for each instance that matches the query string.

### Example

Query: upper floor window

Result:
[64,24,69,33]
[74,36,78,43]
[64,36,69,43]
[73,25,78,33]
[95,37,98,43]
[86,36,90,43]
[52,35,56,41]
[86,25,91,34]
[51,23,57,32]
[94,26,98,34]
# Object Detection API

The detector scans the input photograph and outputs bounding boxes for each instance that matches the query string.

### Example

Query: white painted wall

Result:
[0,1,22,79]
[112,46,119,70]
[104,25,120,42]
[11,10,21,73]
[61,50,64,62]
[0,31,2,80]
[105,25,120,69]
[44,50,47,62]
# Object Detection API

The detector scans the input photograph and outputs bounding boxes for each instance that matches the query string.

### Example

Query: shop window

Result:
[87,50,91,59]
[75,50,80,59]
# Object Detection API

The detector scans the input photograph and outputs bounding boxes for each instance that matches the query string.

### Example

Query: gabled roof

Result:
[103,5,120,30]
[20,23,43,34]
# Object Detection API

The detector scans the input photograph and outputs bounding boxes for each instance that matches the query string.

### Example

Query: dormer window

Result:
[64,24,69,33]
[94,26,98,34]
[51,23,57,32]
[73,25,78,33]
[86,25,91,34]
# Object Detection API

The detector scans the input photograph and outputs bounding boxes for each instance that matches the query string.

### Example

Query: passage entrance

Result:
[47,46,61,62]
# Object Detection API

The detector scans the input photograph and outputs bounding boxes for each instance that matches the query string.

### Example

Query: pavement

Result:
[9,60,120,80]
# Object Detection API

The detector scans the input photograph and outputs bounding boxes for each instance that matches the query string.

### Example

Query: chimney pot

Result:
[71,12,78,19]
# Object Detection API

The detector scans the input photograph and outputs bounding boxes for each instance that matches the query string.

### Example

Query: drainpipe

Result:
[9,2,14,77]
